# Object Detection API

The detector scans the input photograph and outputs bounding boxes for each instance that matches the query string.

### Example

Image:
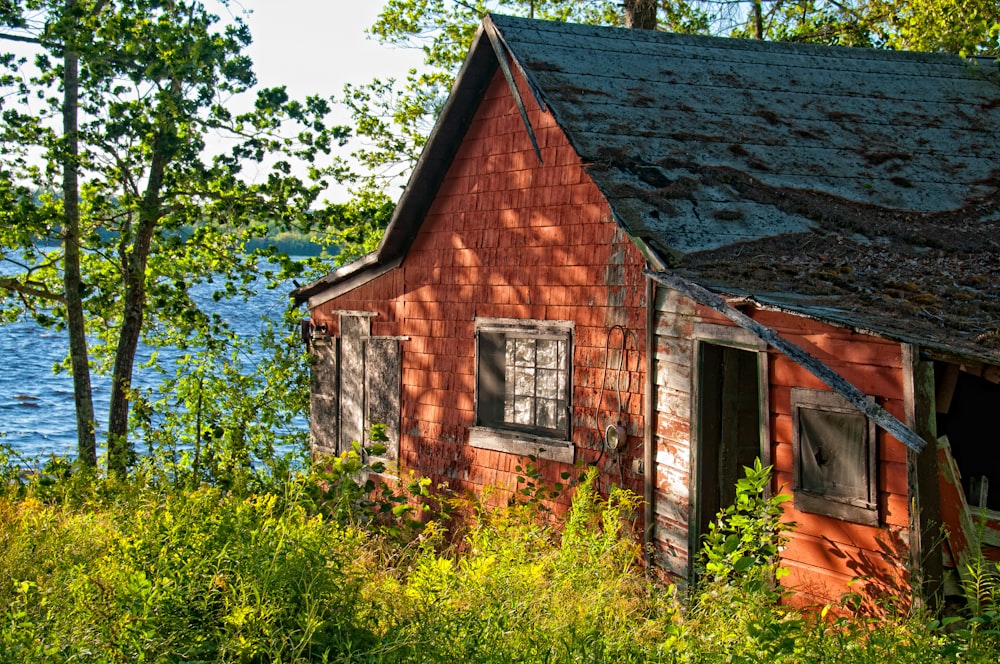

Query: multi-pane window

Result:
[476,319,572,440]
[504,336,569,432]
[791,388,878,525]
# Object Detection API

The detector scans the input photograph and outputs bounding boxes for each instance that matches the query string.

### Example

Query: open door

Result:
[690,329,768,576]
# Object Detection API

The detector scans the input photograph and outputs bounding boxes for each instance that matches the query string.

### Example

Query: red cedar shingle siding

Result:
[313,69,648,504]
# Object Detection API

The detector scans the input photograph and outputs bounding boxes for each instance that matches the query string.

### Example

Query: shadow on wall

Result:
[822,529,911,616]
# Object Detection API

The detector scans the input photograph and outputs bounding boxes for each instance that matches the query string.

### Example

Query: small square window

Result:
[470,319,574,463]
[478,324,570,437]
[791,388,878,525]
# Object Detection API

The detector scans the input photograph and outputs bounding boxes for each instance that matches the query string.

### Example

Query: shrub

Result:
[697,457,793,589]
[300,424,434,540]
[0,478,382,662]
[5,452,1000,662]
[359,468,667,663]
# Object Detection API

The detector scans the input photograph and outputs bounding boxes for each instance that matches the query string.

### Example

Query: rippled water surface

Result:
[0,274,302,460]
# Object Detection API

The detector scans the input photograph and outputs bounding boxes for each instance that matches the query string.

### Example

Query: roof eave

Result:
[291,252,383,306]
[708,285,1000,367]
[377,19,501,259]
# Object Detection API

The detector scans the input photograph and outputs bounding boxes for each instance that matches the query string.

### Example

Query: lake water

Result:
[0,273,306,460]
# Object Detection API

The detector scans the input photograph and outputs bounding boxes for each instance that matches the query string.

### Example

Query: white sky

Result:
[243,1,423,116]
[239,1,426,200]
[3,2,427,202]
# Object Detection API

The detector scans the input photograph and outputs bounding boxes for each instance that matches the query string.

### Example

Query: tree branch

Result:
[0,31,40,44]
[0,276,64,302]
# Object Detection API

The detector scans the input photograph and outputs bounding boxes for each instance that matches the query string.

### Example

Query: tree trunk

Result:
[624,0,657,30]
[753,0,764,39]
[61,0,98,466]
[106,147,168,475]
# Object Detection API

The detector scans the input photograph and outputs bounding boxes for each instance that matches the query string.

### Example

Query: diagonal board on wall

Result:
[646,270,928,454]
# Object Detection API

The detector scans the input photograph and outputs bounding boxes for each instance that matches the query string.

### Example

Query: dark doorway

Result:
[693,343,764,553]
[937,364,1000,511]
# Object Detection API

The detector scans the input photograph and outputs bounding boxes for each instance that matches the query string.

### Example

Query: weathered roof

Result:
[297,14,1000,364]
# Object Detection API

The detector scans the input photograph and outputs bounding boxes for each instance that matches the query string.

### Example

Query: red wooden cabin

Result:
[294,15,1000,609]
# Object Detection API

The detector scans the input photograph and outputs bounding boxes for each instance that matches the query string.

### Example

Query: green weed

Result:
[2,455,1000,661]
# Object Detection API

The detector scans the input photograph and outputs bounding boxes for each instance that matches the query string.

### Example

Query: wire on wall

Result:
[593,324,640,485]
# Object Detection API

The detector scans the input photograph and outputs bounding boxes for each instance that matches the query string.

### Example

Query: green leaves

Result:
[698,458,795,587]
[864,0,1000,55]
[2,0,351,468]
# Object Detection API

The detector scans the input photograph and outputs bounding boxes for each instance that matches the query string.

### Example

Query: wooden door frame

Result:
[688,323,770,579]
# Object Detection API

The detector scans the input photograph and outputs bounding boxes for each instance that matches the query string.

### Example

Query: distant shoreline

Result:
[245,237,329,257]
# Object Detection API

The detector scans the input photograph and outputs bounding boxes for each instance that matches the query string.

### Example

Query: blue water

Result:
[0,274,305,460]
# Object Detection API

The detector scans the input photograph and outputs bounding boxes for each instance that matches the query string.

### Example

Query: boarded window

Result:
[310,338,338,456]
[476,320,572,440]
[791,388,878,525]
[339,315,368,452]
[365,337,401,462]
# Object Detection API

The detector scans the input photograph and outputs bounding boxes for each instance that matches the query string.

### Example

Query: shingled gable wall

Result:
[309,67,648,505]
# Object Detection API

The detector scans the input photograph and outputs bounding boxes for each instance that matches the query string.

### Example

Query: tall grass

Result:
[2,451,999,662]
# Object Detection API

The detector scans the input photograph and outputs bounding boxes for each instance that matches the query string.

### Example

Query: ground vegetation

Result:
[2,449,998,662]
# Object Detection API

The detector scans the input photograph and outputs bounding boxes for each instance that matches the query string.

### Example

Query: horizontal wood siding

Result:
[651,288,698,578]
[312,68,648,511]
[653,290,911,607]
[765,311,911,611]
